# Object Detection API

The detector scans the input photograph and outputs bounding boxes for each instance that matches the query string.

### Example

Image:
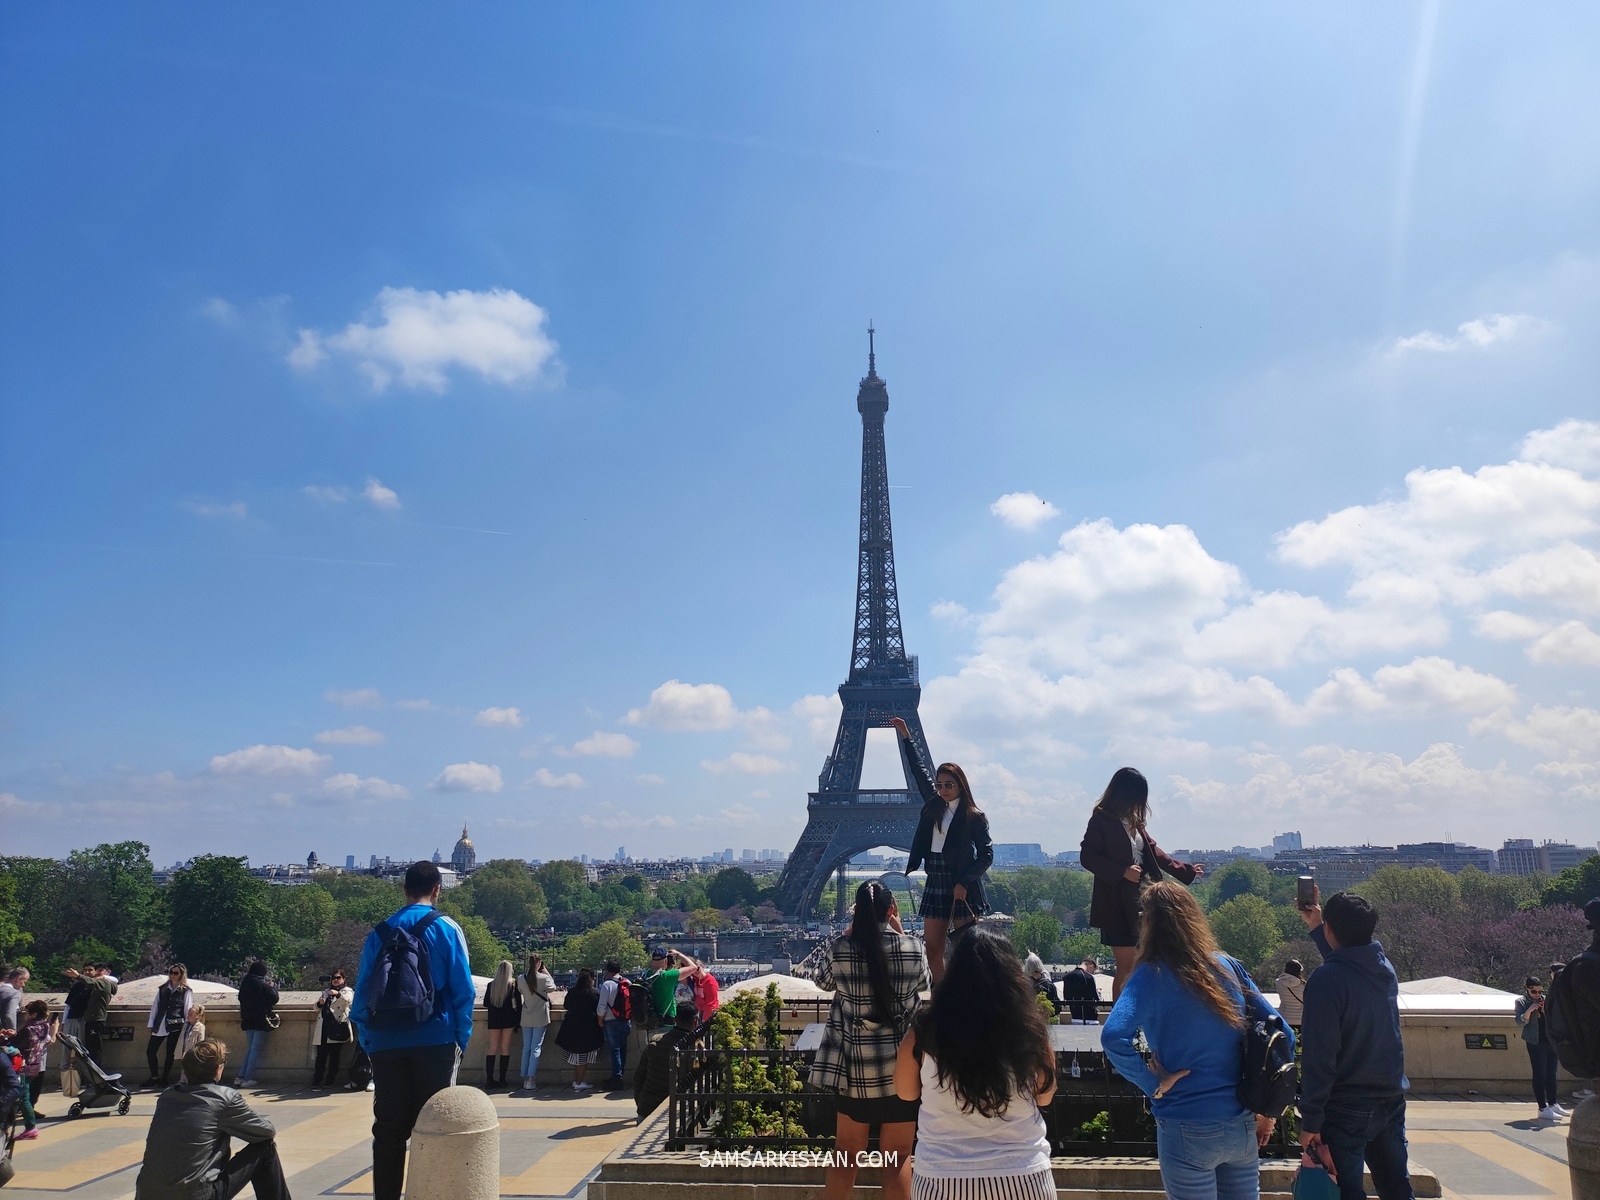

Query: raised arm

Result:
[888,718,937,804]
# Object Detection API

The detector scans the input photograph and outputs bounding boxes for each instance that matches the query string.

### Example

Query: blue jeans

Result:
[1154,1112,1259,1200]
[520,1025,547,1081]
[1527,1041,1559,1108]
[1320,1096,1413,1200]
[238,1029,268,1082]
[603,1019,631,1080]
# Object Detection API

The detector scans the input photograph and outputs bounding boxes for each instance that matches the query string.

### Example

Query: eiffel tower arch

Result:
[777,330,935,917]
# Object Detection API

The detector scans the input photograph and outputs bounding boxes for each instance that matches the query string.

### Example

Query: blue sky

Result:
[3,5,1599,866]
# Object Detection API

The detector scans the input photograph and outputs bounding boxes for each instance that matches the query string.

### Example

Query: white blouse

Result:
[929,800,959,854]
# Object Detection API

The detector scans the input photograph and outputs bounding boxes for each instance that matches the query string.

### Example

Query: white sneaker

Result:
[1574,1088,1595,1099]
[1553,1103,1572,1117]
[575,1081,593,1090]
[1539,1105,1565,1121]
[365,1081,374,1092]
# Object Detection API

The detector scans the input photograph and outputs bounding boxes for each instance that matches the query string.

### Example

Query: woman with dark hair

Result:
[555,968,604,1092]
[144,963,193,1088]
[518,953,555,1090]
[815,881,929,1200]
[892,717,994,984]
[1102,882,1287,1200]
[893,925,1056,1200]
[1079,767,1200,997]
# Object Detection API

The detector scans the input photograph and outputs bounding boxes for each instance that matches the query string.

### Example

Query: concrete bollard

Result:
[405,1085,500,1200]
[1573,1094,1600,1200]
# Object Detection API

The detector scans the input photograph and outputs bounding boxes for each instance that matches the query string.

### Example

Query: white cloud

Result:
[210,744,331,777]
[634,773,666,785]
[290,287,558,392]
[701,752,788,775]
[626,680,742,731]
[990,492,1062,530]
[303,485,350,503]
[1526,620,1600,667]
[1471,705,1600,757]
[474,706,523,729]
[692,803,762,828]
[1387,312,1548,357]
[1474,610,1551,641]
[793,693,843,747]
[931,600,975,626]
[184,500,247,519]
[431,762,504,793]
[394,698,436,711]
[1485,543,1600,614]
[565,731,639,758]
[313,725,385,746]
[320,773,410,800]
[362,478,401,511]
[1305,657,1518,718]
[326,687,383,709]
[579,810,674,830]
[530,767,587,789]
[1522,419,1600,475]
[288,328,327,370]
[201,297,238,326]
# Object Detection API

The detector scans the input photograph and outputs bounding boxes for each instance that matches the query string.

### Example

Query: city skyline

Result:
[4,8,1600,862]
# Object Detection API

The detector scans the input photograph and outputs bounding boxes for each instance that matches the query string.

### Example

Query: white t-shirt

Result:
[929,800,959,854]
[913,1050,1051,1178]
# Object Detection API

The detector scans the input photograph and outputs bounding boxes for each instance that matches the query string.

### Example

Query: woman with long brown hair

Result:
[1079,767,1201,997]
[1101,882,1287,1200]
[892,717,994,984]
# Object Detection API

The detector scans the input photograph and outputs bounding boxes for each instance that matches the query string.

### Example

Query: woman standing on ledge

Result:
[1080,767,1200,999]
[892,717,994,984]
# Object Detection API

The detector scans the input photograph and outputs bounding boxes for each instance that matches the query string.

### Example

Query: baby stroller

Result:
[55,1032,132,1118]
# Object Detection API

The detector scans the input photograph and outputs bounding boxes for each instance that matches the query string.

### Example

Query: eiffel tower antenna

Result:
[777,329,932,916]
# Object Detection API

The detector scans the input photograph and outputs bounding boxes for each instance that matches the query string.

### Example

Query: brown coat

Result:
[1078,808,1196,932]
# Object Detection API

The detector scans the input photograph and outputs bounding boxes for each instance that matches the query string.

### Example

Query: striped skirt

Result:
[911,1169,1056,1200]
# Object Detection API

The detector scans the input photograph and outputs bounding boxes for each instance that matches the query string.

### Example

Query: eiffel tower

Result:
[776,328,934,916]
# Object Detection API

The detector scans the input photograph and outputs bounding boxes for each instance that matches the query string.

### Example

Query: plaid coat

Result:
[810,930,929,1098]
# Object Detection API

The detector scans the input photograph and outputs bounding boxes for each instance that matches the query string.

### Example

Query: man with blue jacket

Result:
[351,861,475,1200]
[1297,887,1413,1200]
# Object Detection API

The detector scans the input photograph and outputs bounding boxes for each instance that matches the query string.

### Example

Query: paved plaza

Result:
[1,1087,1580,1200]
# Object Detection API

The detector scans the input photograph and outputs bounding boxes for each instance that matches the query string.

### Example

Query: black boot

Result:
[497,1055,511,1086]
[483,1056,496,1090]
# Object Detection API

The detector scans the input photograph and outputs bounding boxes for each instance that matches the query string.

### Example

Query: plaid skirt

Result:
[919,853,986,920]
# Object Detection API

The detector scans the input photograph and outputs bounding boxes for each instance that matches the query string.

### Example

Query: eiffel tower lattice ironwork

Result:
[777,328,934,916]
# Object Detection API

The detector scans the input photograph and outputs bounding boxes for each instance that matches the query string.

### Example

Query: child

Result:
[21,1001,57,1125]
[1,1030,35,1141]
[177,1004,207,1082]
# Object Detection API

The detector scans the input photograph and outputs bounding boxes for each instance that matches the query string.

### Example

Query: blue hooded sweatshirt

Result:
[1298,924,1408,1134]
[350,903,476,1055]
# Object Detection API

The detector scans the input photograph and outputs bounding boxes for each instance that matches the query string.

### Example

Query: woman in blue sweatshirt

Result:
[1102,881,1288,1200]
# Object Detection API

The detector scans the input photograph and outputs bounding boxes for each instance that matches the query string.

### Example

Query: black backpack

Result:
[635,974,664,1031]
[1227,958,1298,1118]
[1547,950,1600,1080]
[360,910,444,1030]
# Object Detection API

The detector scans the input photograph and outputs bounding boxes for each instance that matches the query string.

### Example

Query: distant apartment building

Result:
[1273,831,1303,853]
[1394,842,1496,873]
[992,843,1050,868]
[1500,839,1600,875]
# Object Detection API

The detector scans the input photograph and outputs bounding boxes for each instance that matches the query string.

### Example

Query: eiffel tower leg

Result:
[835,867,848,920]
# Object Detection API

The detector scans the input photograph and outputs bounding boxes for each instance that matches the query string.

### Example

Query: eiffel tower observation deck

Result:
[776,329,934,917]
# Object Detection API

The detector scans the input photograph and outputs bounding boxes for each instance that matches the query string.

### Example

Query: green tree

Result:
[42,936,117,985]
[1357,865,1460,917]
[1458,866,1540,917]
[1060,929,1109,967]
[706,868,760,909]
[1210,860,1273,907]
[314,873,406,925]
[1543,855,1600,910]
[454,913,512,977]
[532,861,592,913]
[1209,894,1282,968]
[1011,911,1063,961]
[458,860,549,930]
[548,919,648,972]
[168,855,285,974]
[269,885,336,942]
[0,872,32,969]
[689,907,731,932]
[656,878,709,913]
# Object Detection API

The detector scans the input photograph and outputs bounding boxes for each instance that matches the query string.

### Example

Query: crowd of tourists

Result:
[5,742,1600,1200]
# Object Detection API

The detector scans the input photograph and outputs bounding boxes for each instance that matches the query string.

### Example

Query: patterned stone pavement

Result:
[1,1088,1578,1199]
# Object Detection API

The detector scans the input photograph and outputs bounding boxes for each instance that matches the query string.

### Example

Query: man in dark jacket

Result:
[135,1038,290,1200]
[1297,888,1412,1200]
[1060,957,1101,1024]
[633,1006,699,1121]
[64,964,117,1069]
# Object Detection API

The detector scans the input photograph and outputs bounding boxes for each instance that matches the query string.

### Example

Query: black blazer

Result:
[1078,808,1196,931]
[903,747,994,911]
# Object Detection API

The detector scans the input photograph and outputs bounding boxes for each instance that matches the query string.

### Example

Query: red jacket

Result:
[1079,807,1196,930]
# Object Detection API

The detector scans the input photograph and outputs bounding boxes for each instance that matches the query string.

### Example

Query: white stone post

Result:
[405,1085,500,1200]
[1573,1094,1600,1200]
